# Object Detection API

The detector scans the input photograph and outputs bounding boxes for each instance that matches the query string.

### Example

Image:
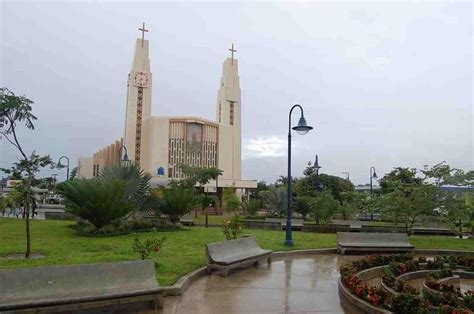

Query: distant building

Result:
[355,184,381,192]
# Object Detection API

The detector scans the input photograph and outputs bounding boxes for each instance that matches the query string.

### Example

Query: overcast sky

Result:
[1,1,472,185]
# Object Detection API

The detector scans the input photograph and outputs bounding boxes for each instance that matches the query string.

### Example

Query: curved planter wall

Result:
[338,279,393,314]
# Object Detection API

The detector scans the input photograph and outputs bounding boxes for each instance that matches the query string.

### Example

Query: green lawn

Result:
[0,218,472,286]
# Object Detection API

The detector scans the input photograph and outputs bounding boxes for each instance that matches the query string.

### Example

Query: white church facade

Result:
[77,27,257,194]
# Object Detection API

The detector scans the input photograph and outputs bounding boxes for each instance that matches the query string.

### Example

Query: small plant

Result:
[132,236,166,260]
[222,215,243,240]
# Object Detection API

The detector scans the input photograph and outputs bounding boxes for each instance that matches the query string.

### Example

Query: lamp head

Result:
[372,171,378,179]
[122,152,129,162]
[292,116,313,135]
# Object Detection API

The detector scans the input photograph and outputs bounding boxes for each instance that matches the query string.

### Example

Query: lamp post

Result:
[285,104,313,246]
[343,172,350,180]
[57,156,70,180]
[119,145,129,164]
[313,154,321,176]
[369,166,378,220]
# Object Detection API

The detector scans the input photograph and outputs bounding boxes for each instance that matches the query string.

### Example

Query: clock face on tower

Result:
[133,71,149,87]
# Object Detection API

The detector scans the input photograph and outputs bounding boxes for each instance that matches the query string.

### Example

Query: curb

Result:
[414,249,474,256]
[272,248,337,259]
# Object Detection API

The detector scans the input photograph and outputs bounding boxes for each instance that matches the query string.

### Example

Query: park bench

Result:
[0,260,163,313]
[265,218,304,230]
[206,237,273,277]
[179,213,194,226]
[337,232,415,255]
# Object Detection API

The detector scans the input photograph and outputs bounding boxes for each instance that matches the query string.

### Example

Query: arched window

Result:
[157,167,165,176]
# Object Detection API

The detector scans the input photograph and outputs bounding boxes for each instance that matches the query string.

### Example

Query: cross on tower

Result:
[138,22,149,47]
[228,43,237,64]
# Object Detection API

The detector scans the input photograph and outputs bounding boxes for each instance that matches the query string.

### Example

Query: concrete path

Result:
[163,254,362,314]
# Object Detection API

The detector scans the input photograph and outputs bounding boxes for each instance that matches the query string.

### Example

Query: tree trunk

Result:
[25,208,30,258]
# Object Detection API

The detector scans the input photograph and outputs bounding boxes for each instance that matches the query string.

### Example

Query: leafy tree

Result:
[250,181,268,200]
[261,186,287,217]
[241,199,262,216]
[157,186,198,223]
[180,165,223,217]
[379,167,423,194]
[340,191,368,220]
[441,191,472,238]
[377,183,437,233]
[309,191,340,224]
[294,173,353,202]
[57,179,135,230]
[0,88,55,258]
[421,162,465,187]
[293,196,312,219]
[223,187,241,212]
[69,167,78,180]
[100,163,151,212]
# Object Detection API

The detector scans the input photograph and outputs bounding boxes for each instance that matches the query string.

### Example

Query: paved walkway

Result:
[163,254,362,314]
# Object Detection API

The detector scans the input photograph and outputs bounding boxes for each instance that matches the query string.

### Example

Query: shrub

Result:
[242,199,262,216]
[222,215,243,240]
[157,187,198,223]
[132,236,166,260]
[57,179,135,230]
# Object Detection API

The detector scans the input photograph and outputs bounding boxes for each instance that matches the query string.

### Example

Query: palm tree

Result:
[58,179,135,229]
[100,163,152,212]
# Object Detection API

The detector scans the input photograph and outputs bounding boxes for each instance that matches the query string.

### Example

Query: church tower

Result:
[216,45,242,180]
[123,23,152,166]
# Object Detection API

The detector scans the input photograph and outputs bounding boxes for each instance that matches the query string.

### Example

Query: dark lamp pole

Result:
[57,156,70,180]
[369,166,378,220]
[285,104,313,246]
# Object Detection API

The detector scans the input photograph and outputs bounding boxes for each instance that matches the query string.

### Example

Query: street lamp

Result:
[343,172,350,180]
[313,154,321,176]
[369,166,378,220]
[285,104,313,246]
[119,145,129,164]
[57,156,70,180]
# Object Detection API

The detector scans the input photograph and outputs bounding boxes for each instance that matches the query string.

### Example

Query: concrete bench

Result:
[337,232,415,255]
[179,213,194,226]
[0,260,163,313]
[206,237,273,277]
[265,218,304,230]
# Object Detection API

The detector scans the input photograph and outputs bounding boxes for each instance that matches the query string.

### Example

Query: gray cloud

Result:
[1,1,472,184]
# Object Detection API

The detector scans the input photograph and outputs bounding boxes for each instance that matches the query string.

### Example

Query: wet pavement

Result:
[163,254,362,314]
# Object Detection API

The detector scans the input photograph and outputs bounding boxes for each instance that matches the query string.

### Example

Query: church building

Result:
[77,25,257,196]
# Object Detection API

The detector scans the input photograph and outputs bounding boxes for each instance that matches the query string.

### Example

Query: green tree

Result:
[223,187,241,212]
[250,181,268,200]
[241,199,262,216]
[294,173,353,202]
[340,191,368,220]
[261,186,287,217]
[379,167,423,194]
[100,163,152,212]
[293,196,312,219]
[441,191,472,238]
[0,88,55,258]
[69,167,78,180]
[180,165,223,217]
[309,191,339,224]
[57,179,135,230]
[377,183,437,233]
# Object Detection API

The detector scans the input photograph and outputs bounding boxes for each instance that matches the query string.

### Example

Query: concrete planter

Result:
[338,279,393,314]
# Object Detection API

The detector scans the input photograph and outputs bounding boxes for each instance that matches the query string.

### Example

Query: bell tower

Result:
[216,44,242,180]
[123,23,152,166]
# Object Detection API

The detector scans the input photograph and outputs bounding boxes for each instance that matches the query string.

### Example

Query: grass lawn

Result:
[0,218,472,286]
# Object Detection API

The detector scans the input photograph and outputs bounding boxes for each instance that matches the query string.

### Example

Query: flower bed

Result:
[339,254,474,314]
